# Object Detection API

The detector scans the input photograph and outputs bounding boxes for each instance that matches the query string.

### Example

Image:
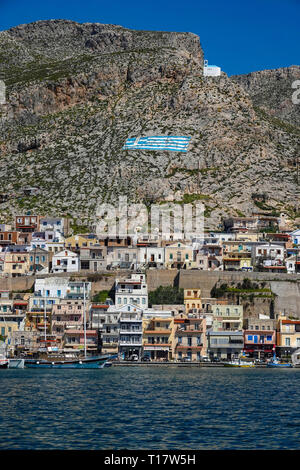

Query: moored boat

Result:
[8,359,25,369]
[224,359,255,368]
[267,354,293,368]
[24,354,117,369]
[0,356,9,369]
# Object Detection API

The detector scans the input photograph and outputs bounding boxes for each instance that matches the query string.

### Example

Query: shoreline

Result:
[111,361,268,367]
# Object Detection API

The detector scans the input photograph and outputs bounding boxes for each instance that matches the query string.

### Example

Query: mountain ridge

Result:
[0,20,299,230]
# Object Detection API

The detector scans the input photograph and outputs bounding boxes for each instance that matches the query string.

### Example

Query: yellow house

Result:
[164,242,194,269]
[0,313,26,343]
[212,304,243,331]
[236,233,259,242]
[65,234,96,251]
[142,315,175,361]
[276,316,300,356]
[3,251,31,276]
[222,240,253,271]
[184,289,202,314]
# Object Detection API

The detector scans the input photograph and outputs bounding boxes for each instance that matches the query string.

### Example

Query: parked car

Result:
[182,356,191,362]
[201,356,211,362]
[212,357,221,362]
[141,356,151,362]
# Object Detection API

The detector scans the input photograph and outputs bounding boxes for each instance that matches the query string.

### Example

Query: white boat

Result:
[224,359,255,368]
[8,358,25,369]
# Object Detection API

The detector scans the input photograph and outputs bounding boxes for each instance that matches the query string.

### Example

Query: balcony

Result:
[120,317,142,322]
[52,320,83,327]
[144,343,171,350]
[176,329,203,335]
[120,329,143,335]
[144,329,171,334]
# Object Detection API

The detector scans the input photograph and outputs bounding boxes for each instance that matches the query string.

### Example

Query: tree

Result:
[148,286,184,306]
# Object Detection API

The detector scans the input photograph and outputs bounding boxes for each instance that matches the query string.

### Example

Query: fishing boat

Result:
[224,358,255,368]
[267,353,293,368]
[24,354,117,369]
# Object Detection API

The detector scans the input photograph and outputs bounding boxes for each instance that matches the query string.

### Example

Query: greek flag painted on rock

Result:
[123,136,191,152]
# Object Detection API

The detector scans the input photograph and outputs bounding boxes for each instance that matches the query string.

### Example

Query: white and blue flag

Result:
[123,136,191,152]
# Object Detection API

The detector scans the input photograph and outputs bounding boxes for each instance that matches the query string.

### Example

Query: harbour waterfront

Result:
[0,367,300,450]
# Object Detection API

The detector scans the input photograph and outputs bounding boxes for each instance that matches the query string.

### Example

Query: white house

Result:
[138,246,165,268]
[39,217,69,236]
[52,249,79,273]
[115,273,148,309]
[252,243,285,267]
[118,303,143,360]
[290,229,300,246]
[29,278,91,310]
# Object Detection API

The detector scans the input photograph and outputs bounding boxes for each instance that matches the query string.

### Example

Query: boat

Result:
[104,361,113,368]
[224,359,255,368]
[8,358,25,369]
[267,354,293,368]
[0,355,9,369]
[24,354,117,369]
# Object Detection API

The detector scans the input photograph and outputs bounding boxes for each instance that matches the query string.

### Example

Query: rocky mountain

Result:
[0,19,299,230]
[231,66,300,126]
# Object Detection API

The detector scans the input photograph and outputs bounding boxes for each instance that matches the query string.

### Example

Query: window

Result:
[285,338,291,346]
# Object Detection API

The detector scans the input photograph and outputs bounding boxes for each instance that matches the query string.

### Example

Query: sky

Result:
[0,0,299,76]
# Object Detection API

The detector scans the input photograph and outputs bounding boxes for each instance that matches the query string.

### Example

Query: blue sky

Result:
[0,0,299,76]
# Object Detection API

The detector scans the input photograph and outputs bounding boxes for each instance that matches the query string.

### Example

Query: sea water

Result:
[0,367,299,449]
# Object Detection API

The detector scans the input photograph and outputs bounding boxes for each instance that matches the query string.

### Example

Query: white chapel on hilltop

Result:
[203,59,221,77]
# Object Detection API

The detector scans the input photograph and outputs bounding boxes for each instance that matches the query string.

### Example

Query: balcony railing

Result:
[119,341,142,346]
[120,329,142,334]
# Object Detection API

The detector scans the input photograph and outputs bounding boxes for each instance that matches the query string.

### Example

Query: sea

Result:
[0,366,299,450]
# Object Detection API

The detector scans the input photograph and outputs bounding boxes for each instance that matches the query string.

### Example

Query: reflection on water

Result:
[0,367,299,449]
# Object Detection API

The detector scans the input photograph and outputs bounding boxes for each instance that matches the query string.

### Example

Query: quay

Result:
[111,361,267,367]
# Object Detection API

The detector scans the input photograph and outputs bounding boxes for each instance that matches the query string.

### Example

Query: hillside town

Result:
[0,211,299,363]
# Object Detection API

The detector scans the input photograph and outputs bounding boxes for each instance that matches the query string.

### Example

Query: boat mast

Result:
[83,281,86,358]
[44,288,47,345]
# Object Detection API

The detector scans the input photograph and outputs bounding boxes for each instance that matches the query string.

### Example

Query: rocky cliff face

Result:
[231,66,300,126]
[0,20,299,230]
